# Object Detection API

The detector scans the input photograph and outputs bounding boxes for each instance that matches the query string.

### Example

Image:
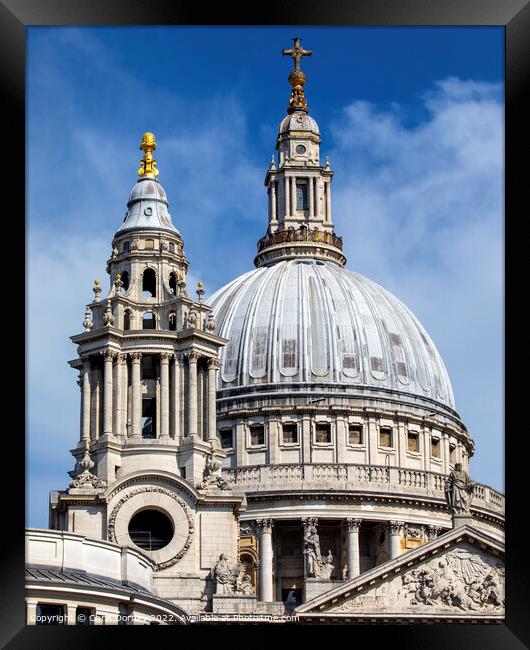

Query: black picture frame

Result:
[2,0,527,646]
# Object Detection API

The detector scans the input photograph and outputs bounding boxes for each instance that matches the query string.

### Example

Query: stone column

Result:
[160,352,170,439]
[284,177,290,216]
[131,352,142,438]
[207,358,220,443]
[308,176,314,217]
[112,355,120,437]
[256,519,274,602]
[290,176,297,215]
[345,518,362,579]
[172,354,181,441]
[81,357,91,442]
[187,352,199,436]
[389,521,404,559]
[271,181,277,225]
[103,350,114,435]
[442,432,450,473]
[66,603,77,625]
[325,180,332,223]
[119,353,128,437]
[315,178,321,219]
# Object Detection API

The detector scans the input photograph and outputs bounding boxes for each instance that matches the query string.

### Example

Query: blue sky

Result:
[27,26,504,527]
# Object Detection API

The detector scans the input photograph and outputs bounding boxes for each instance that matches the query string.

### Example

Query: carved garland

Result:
[107,486,195,571]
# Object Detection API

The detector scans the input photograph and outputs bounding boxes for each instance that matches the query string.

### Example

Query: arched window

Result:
[123,309,131,331]
[120,270,130,293]
[168,311,177,331]
[142,268,156,298]
[143,312,156,329]
[169,272,177,296]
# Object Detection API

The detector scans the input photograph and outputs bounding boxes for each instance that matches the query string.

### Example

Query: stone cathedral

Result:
[25,40,505,625]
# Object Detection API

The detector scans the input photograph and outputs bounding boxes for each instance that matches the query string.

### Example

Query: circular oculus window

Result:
[128,509,174,551]
[295,144,307,155]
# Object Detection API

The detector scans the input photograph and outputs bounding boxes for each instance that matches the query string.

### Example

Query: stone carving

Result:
[405,525,425,541]
[112,245,119,259]
[256,518,273,534]
[209,554,255,596]
[205,313,216,333]
[113,273,123,294]
[444,463,475,515]
[102,300,114,326]
[427,525,443,540]
[320,550,335,580]
[69,440,106,489]
[82,306,93,331]
[92,279,102,302]
[107,486,194,570]
[330,546,504,614]
[198,446,229,491]
[184,309,198,329]
[303,521,322,578]
[398,549,504,611]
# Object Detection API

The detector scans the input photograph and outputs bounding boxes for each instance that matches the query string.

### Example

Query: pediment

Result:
[295,525,504,621]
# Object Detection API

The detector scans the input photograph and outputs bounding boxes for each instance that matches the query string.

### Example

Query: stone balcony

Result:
[221,463,504,517]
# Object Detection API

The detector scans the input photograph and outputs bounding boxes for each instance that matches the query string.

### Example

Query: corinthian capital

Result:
[130,351,143,362]
[207,357,221,369]
[160,351,172,362]
[345,518,362,533]
[256,518,273,534]
[389,520,405,535]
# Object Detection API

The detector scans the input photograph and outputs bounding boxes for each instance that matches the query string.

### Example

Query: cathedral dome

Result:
[209,259,455,409]
[117,177,180,235]
[279,111,320,136]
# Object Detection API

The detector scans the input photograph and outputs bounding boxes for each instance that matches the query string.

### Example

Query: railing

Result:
[222,463,504,516]
[257,226,344,253]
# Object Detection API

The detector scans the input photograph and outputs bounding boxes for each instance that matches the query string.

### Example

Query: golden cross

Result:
[282,37,312,72]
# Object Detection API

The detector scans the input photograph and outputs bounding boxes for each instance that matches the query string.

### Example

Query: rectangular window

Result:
[315,422,331,444]
[407,432,420,453]
[282,423,298,444]
[431,437,440,458]
[379,426,393,448]
[348,424,363,445]
[250,424,265,446]
[296,182,308,210]
[449,444,456,464]
[168,241,175,253]
[122,241,130,253]
[36,604,66,625]
[220,429,233,449]
[76,607,93,626]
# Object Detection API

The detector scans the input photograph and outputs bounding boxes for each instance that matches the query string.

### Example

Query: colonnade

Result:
[79,350,220,443]
[253,518,443,603]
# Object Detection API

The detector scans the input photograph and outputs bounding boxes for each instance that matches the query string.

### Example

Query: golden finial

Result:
[282,37,312,113]
[138,131,159,178]
[197,281,203,288]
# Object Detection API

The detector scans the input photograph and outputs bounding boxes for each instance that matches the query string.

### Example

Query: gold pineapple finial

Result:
[282,37,312,113]
[138,131,159,178]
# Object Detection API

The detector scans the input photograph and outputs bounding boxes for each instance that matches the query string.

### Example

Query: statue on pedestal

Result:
[444,463,475,515]
[303,525,322,577]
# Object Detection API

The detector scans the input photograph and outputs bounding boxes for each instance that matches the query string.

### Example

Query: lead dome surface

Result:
[209,258,455,409]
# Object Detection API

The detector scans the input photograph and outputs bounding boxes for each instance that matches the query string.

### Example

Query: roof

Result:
[209,259,455,409]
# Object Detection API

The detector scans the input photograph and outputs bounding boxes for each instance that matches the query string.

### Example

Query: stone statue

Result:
[185,309,198,329]
[320,550,335,580]
[303,525,322,577]
[444,463,475,515]
[209,554,255,596]
[198,445,229,491]
[210,554,233,594]
[205,313,216,332]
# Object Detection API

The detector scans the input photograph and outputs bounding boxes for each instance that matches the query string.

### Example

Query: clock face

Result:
[296,144,307,155]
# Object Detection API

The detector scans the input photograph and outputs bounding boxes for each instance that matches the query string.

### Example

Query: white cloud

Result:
[330,78,503,489]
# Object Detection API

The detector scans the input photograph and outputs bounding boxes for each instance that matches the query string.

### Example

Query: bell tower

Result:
[257,38,346,268]
[64,132,228,491]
